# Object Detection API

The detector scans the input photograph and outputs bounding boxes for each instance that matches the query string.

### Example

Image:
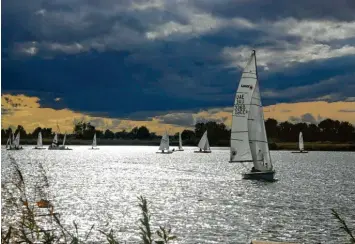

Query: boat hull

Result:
[7,147,23,150]
[34,147,46,150]
[242,171,276,182]
[291,151,308,153]
[89,148,100,150]
[156,151,173,154]
[194,151,212,153]
[48,147,72,150]
[176,149,184,151]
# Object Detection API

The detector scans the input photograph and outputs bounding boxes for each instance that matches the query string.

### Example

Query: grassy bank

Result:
[2,138,355,151]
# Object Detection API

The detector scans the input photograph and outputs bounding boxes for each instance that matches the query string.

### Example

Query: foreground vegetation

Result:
[1,157,176,243]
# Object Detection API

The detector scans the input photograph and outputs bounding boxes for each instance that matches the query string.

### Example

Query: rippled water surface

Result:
[2,146,355,243]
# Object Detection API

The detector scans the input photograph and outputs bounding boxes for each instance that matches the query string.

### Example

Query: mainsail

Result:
[159,132,169,151]
[52,133,58,146]
[37,132,43,147]
[92,133,97,147]
[198,131,210,151]
[178,132,183,150]
[299,132,304,151]
[230,50,273,172]
[14,133,20,148]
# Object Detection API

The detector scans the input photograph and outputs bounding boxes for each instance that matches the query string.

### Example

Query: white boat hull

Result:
[156,151,173,154]
[48,146,72,150]
[7,147,23,150]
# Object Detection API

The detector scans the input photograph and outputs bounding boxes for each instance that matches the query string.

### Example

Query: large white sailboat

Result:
[292,132,308,153]
[89,133,99,150]
[194,130,211,153]
[229,50,275,181]
[156,132,173,154]
[34,131,46,149]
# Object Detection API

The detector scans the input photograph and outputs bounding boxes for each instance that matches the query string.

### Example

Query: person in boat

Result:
[199,148,202,152]
[162,149,165,153]
[172,148,175,152]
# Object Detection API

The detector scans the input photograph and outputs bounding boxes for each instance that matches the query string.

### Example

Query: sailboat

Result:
[292,132,308,153]
[34,132,46,149]
[176,132,184,151]
[48,132,72,150]
[229,50,276,181]
[7,132,23,150]
[156,132,173,154]
[89,133,99,150]
[194,130,211,153]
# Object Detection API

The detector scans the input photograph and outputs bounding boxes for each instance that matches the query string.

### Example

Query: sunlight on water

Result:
[2,146,355,243]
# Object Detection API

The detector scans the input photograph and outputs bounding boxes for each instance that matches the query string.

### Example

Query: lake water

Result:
[1,146,355,243]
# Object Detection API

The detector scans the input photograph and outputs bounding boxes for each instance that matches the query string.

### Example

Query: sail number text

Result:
[234,94,247,115]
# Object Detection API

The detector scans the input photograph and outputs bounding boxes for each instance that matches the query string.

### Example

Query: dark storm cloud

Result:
[2,0,355,119]
[192,0,355,21]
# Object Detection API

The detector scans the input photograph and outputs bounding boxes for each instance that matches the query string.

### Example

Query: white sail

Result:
[62,134,66,146]
[92,133,97,147]
[14,133,20,148]
[178,132,183,150]
[299,132,304,151]
[37,132,43,147]
[52,133,58,145]
[230,50,272,172]
[198,131,210,151]
[159,132,169,151]
[6,133,11,148]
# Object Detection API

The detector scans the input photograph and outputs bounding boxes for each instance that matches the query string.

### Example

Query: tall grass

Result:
[1,157,176,243]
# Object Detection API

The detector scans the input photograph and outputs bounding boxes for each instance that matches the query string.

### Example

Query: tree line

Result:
[1,118,355,145]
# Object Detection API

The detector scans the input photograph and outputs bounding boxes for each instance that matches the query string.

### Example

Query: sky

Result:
[2,0,355,134]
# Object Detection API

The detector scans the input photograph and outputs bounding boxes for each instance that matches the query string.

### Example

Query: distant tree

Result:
[181,130,195,140]
[149,132,158,139]
[265,118,278,139]
[15,125,27,139]
[32,127,42,138]
[337,121,354,142]
[278,121,293,142]
[104,129,114,139]
[173,132,179,140]
[137,126,150,139]
[41,128,53,138]
[95,130,104,139]
[115,130,128,139]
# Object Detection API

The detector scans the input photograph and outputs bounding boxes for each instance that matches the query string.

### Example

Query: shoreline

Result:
[2,139,355,151]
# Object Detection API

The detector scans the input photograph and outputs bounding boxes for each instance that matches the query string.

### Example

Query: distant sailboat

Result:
[176,132,184,151]
[229,50,276,181]
[7,132,23,150]
[194,131,211,153]
[34,131,46,149]
[48,131,72,150]
[292,132,308,153]
[156,132,173,154]
[89,133,99,150]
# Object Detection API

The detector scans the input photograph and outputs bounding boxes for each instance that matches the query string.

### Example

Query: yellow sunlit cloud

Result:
[2,94,355,135]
